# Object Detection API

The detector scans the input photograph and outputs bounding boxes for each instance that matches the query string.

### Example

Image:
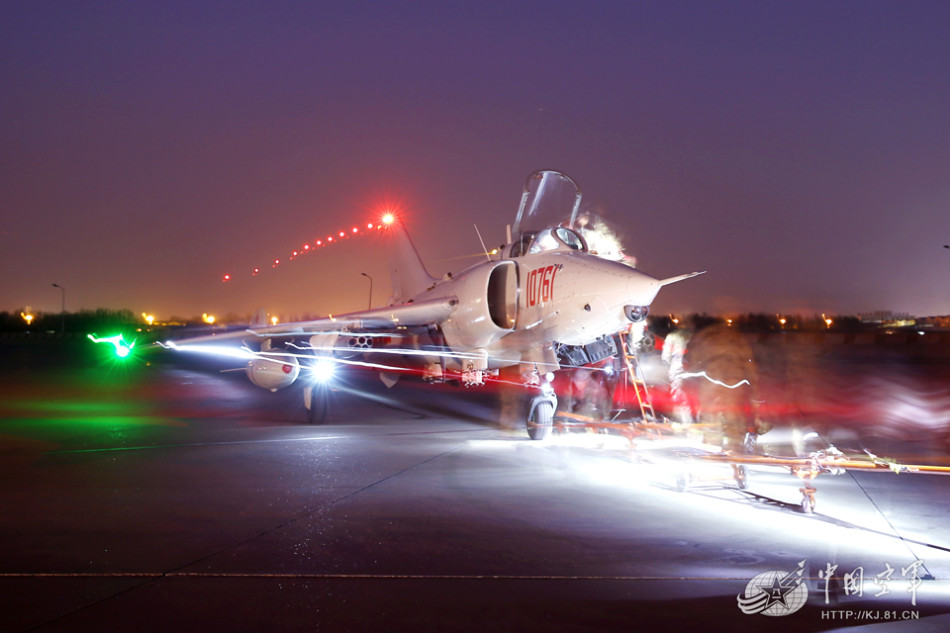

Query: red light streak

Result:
[221,213,393,280]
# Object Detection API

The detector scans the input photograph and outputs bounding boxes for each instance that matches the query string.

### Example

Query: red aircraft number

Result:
[525,264,562,307]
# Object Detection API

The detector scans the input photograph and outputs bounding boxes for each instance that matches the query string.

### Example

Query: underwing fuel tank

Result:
[246,354,300,392]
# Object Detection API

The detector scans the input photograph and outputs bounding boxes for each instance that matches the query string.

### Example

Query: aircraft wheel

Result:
[734,465,748,490]
[306,385,328,425]
[527,401,554,441]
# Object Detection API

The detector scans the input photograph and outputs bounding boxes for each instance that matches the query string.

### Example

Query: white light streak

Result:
[682,371,750,390]
[160,341,256,360]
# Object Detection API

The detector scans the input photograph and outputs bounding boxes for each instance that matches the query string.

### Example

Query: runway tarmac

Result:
[2,338,950,632]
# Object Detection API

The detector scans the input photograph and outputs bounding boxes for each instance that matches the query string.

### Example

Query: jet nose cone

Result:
[622,268,662,307]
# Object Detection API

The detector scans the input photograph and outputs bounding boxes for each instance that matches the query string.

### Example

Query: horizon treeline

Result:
[0,309,903,336]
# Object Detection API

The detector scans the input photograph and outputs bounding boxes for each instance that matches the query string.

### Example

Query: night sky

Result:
[3,1,949,320]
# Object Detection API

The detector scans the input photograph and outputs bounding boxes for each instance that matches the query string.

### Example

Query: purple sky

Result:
[3,1,949,319]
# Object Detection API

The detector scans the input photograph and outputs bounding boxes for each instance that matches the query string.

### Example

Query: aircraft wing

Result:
[163,296,458,346]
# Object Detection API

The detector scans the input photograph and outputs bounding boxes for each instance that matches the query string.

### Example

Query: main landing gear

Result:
[526,374,557,441]
[527,400,555,440]
[303,384,328,425]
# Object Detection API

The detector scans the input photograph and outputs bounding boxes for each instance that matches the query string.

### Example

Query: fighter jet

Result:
[164,170,703,438]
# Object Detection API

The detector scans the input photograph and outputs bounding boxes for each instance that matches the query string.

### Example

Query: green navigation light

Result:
[87,333,136,359]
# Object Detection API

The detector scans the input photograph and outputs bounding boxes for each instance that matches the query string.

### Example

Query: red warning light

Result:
[223,213,389,281]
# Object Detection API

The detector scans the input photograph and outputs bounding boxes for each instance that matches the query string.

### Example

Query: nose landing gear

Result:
[526,373,557,441]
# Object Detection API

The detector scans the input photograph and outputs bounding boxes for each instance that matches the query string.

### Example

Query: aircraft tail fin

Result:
[388,218,438,303]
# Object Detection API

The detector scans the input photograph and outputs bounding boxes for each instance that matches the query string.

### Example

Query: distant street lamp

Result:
[51,283,65,334]
[361,272,373,309]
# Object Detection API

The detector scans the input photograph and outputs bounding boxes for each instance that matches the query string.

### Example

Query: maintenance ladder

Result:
[616,330,657,423]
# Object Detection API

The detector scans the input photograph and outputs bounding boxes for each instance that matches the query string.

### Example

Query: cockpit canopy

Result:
[512,170,582,235]
[508,226,588,258]
[508,170,587,258]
